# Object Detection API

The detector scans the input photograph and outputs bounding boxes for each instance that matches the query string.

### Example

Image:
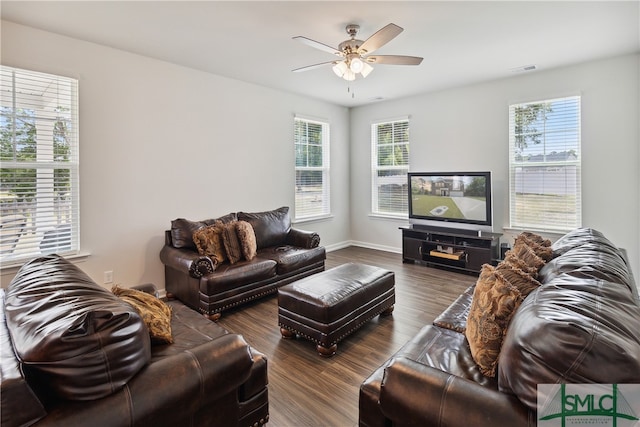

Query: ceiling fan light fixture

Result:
[349,56,364,73]
[332,61,348,77]
[360,62,374,78]
[343,68,356,81]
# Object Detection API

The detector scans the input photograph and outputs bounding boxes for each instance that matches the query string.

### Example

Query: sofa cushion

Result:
[199,259,278,295]
[222,222,243,264]
[257,245,326,275]
[498,274,640,412]
[4,255,151,401]
[112,286,173,344]
[466,264,523,377]
[193,222,227,264]
[236,221,257,261]
[550,227,619,257]
[170,213,237,250]
[238,207,291,250]
[150,299,229,361]
[171,218,205,250]
[540,243,636,295]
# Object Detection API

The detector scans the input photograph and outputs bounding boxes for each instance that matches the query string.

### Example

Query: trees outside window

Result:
[1,66,79,262]
[371,119,409,217]
[294,117,330,220]
[508,96,581,231]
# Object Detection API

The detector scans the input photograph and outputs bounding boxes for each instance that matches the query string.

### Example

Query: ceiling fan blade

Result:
[292,60,337,73]
[366,55,423,65]
[293,36,342,56]
[358,23,403,54]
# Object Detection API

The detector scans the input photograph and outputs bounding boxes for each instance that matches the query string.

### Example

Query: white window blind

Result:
[371,118,409,216]
[294,117,330,220]
[1,66,80,264]
[508,96,581,232]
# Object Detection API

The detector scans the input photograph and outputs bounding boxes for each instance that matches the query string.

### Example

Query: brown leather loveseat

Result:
[360,228,640,426]
[1,255,269,427]
[160,206,325,320]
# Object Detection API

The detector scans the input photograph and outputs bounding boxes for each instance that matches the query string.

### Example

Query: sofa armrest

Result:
[286,228,320,249]
[32,334,255,427]
[159,245,216,278]
[380,357,533,427]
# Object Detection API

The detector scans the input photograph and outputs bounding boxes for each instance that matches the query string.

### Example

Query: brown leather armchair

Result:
[1,255,269,427]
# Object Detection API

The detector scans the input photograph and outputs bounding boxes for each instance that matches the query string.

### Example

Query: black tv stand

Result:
[400,224,501,274]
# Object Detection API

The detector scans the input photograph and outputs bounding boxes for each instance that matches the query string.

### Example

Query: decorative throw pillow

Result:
[511,241,546,272]
[501,250,539,276]
[192,221,227,264]
[515,233,553,261]
[495,263,542,297]
[518,231,552,247]
[465,264,524,377]
[222,222,243,264]
[236,220,257,261]
[112,286,173,344]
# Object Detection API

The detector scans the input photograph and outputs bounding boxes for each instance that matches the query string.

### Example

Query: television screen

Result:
[408,172,492,226]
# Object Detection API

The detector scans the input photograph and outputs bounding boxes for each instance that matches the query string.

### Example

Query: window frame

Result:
[508,95,582,232]
[371,117,410,218]
[293,115,330,221]
[1,65,80,266]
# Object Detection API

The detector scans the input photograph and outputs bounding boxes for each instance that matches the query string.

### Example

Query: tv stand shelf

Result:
[400,225,501,274]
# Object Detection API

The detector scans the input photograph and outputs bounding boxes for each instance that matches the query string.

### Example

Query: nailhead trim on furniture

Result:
[278,302,394,347]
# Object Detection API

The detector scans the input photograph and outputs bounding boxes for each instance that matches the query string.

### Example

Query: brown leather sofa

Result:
[360,228,640,427]
[160,207,325,320]
[1,255,269,427]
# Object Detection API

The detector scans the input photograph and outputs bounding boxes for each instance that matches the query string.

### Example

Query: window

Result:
[508,96,581,232]
[371,118,409,216]
[294,116,330,220]
[1,66,80,264]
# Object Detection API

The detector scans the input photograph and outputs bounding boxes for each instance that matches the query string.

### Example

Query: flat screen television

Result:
[408,171,492,227]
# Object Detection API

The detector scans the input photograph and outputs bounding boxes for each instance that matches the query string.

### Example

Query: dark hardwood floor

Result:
[217,246,476,427]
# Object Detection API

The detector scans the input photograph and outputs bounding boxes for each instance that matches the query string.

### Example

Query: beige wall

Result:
[0,21,351,289]
[350,53,640,284]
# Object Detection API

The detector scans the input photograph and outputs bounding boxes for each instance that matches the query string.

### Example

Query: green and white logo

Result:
[538,384,640,426]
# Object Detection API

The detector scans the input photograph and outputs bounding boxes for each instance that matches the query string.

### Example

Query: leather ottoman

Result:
[278,262,395,356]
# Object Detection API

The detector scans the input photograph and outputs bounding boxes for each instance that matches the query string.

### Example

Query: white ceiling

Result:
[2,1,639,107]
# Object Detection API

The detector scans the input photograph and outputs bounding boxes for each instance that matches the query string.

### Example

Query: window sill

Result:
[1,251,91,274]
[292,214,334,225]
[368,213,409,221]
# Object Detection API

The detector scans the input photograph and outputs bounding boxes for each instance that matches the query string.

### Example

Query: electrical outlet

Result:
[103,270,113,284]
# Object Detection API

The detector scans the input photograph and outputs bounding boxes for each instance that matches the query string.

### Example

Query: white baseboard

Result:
[325,240,401,255]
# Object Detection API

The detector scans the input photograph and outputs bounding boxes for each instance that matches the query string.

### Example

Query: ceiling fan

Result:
[292,23,423,81]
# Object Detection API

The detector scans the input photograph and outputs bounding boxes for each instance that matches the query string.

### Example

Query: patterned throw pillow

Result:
[501,250,539,276]
[112,286,173,344]
[495,263,542,297]
[465,264,524,377]
[515,232,553,261]
[236,221,257,261]
[511,241,546,271]
[192,221,227,264]
[222,222,243,264]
